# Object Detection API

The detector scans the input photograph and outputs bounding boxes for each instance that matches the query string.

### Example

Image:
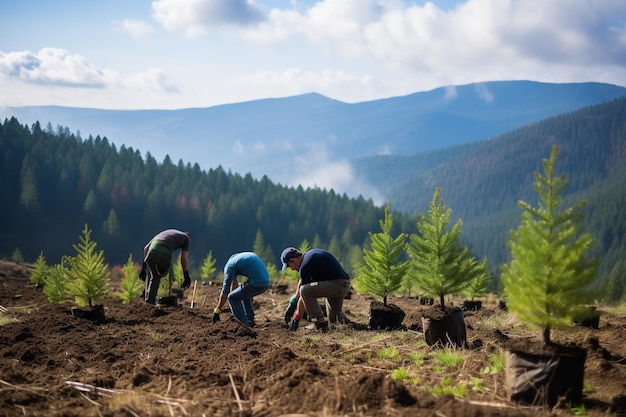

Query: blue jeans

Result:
[227,283,270,326]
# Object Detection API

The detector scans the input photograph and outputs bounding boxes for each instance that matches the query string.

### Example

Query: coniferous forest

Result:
[0,116,413,278]
[2,96,626,303]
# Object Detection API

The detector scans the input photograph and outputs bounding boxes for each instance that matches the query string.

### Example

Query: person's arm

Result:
[180,250,189,273]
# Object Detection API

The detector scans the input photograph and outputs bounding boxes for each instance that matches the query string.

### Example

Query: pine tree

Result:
[501,146,598,345]
[120,254,143,304]
[463,258,492,301]
[12,248,24,264]
[30,251,49,287]
[43,263,68,304]
[65,224,110,307]
[355,203,409,306]
[201,250,217,281]
[406,188,476,310]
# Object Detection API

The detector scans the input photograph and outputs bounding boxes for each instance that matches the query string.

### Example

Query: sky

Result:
[2,0,626,111]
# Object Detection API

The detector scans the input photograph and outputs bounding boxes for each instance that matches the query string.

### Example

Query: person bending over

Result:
[212,252,271,327]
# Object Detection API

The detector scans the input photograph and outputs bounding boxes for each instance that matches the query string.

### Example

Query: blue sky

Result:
[2,0,625,110]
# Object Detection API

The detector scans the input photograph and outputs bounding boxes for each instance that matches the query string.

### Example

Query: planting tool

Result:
[190,280,198,309]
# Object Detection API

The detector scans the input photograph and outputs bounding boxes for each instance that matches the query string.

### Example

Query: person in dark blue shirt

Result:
[281,247,350,332]
[212,252,271,327]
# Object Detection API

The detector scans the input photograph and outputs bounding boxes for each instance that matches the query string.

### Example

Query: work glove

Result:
[284,296,297,324]
[182,271,191,290]
[289,314,300,331]
[139,262,147,281]
[212,308,221,323]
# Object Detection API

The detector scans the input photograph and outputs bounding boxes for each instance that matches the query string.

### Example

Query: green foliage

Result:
[30,251,48,286]
[172,253,183,287]
[501,146,599,344]
[355,203,409,305]
[462,258,492,301]
[480,353,505,375]
[11,248,24,264]
[431,347,464,371]
[377,346,401,362]
[430,376,468,398]
[120,254,143,304]
[352,98,626,292]
[65,224,111,307]
[43,263,68,304]
[1,117,400,277]
[407,188,480,309]
[253,229,275,269]
[200,250,217,281]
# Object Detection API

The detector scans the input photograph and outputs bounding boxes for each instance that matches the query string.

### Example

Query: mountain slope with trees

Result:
[3,81,625,187]
[352,98,626,298]
[0,116,414,277]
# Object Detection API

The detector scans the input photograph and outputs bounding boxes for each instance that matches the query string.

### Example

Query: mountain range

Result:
[3,80,626,203]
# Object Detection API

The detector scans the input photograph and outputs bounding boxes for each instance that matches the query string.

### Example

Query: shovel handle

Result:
[190,280,198,308]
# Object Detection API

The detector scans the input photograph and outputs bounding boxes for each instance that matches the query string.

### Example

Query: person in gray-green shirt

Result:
[139,229,192,304]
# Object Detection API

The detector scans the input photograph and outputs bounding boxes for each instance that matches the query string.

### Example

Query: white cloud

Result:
[0,48,116,87]
[474,83,494,103]
[126,68,180,93]
[113,19,155,39]
[288,141,384,203]
[152,0,265,37]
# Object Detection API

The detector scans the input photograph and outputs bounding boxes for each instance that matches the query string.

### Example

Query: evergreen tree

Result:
[355,203,409,306]
[120,254,143,304]
[30,251,48,287]
[11,248,24,264]
[43,263,68,304]
[501,146,598,345]
[406,188,476,310]
[201,250,217,281]
[65,224,111,307]
[463,258,492,301]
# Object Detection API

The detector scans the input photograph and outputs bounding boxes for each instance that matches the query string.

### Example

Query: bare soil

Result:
[1,260,625,417]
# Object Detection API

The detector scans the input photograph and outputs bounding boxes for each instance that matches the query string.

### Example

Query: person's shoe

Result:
[248,319,257,328]
[315,321,329,333]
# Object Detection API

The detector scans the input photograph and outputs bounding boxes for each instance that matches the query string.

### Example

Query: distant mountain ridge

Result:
[2,81,626,196]
[351,97,626,287]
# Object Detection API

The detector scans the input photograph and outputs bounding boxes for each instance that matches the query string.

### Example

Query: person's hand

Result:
[212,308,221,323]
[284,302,297,324]
[182,271,191,289]
[139,262,147,281]
[289,316,300,331]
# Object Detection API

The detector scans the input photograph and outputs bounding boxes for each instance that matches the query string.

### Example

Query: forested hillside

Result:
[353,98,626,300]
[0,117,415,276]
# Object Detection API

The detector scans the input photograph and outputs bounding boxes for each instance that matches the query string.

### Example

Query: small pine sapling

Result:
[65,224,110,307]
[43,262,69,304]
[120,254,143,304]
[30,251,49,287]
[201,250,217,281]
[501,146,598,345]
[12,248,24,264]
[407,188,479,310]
[355,203,409,306]
[463,258,491,301]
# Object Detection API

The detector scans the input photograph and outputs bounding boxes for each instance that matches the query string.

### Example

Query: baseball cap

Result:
[280,247,301,271]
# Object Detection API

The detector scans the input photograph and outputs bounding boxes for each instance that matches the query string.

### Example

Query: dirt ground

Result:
[1,260,625,417]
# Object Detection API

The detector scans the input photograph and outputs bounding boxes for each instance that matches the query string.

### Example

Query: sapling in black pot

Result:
[501,145,598,407]
[407,188,485,347]
[355,203,410,330]
[461,258,491,311]
[65,224,111,323]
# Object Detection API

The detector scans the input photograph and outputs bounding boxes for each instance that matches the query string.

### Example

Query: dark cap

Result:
[280,247,301,271]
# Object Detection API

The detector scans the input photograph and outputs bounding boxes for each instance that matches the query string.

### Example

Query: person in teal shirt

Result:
[212,252,271,327]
